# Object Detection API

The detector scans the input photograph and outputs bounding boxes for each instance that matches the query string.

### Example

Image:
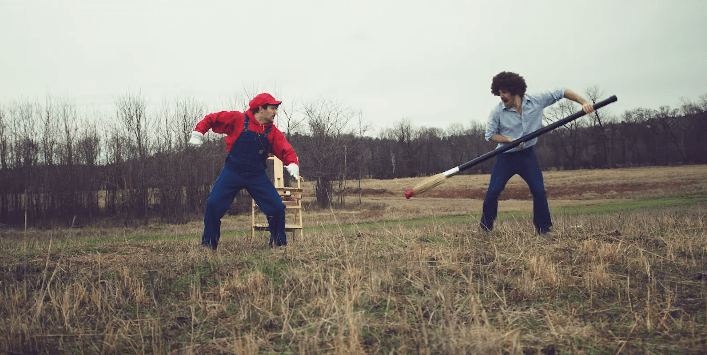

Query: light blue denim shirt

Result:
[485,89,565,153]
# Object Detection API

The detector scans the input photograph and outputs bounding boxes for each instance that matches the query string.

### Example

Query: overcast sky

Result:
[2,0,706,133]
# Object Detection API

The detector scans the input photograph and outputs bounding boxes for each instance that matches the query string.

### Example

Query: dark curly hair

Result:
[491,71,527,97]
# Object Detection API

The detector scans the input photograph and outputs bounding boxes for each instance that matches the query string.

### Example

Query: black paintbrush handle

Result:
[456,95,618,173]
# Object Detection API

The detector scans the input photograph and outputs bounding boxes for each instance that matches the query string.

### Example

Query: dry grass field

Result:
[1,165,706,354]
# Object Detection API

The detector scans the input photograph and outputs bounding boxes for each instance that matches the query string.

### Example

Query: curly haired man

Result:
[480,72,594,236]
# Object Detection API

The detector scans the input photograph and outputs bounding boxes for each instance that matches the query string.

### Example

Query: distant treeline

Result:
[1,91,706,228]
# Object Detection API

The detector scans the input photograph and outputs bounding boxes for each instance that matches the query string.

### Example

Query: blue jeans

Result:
[202,159,286,248]
[480,146,552,232]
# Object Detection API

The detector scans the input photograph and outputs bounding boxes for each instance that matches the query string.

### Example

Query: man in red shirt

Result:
[189,93,299,249]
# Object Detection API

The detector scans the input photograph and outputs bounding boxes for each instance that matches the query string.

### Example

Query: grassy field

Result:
[1,165,706,354]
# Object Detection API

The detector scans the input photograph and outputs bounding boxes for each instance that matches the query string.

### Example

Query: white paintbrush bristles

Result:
[412,174,447,195]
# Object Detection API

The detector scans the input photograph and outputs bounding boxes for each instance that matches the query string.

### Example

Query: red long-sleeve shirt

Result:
[194,111,298,166]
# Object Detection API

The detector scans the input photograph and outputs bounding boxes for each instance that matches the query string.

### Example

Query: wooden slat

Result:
[253,224,302,231]
[279,196,302,201]
[252,157,303,239]
[280,188,302,192]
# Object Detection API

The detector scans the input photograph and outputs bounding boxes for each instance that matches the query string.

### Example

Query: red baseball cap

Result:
[248,93,282,111]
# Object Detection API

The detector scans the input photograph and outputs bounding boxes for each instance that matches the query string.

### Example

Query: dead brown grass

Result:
[317,165,707,198]
[294,164,707,225]
[0,165,706,354]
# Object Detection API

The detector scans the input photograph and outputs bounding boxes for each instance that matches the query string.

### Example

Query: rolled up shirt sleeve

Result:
[269,126,299,166]
[538,88,565,107]
[194,111,237,135]
[484,107,500,141]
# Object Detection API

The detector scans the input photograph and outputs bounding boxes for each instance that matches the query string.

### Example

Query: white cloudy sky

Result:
[1,0,706,132]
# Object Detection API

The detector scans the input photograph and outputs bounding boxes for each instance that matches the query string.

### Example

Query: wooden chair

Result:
[250,156,303,241]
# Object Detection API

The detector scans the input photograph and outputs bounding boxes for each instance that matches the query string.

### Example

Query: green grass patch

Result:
[23,191,704,249]
[257,259,289,286]
[553,192,707,216]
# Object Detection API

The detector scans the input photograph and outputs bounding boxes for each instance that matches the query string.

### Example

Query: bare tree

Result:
[543,100,585,169]
[175,96,205,147]
[678,96,706,116]
[584,86,607,128]
[390,118,417,178]
[353,112,372,203]
[153,98,175,153]
[301,98,357,207]
[274,96,306,188]
[10,99,39,169]
[652,105,686,162]
[40,94,58,166]
[583,86,612,167]
[446,122,470,168]
[6,99,40,227]
[115,90,150,223]
[617,108,653,166]
[149,95,210,222]
[58,98,78,166]
[465,121,492,174]
[77,121,101,167]
[413,126,443,176]
[0,103,7,224]
[278,97,305,138]
[0,104,7,170]
[699,94,707,112]
[116,90,148,160]
[152,95,206,152]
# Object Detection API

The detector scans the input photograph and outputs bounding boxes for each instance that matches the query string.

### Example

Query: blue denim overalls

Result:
[201,113,287,249]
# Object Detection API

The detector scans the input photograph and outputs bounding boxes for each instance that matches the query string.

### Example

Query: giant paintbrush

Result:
[405,95,618,199]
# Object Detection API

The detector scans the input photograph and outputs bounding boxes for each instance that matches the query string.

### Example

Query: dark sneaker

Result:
[479,224,492,236]
[536,228,557,238]
[269,237,287,248]
[201,239,218,250]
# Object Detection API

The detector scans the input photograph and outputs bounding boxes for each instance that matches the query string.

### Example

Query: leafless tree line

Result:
[0,92,220,228]
[1,90,706,228]
[539,90,707,170]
